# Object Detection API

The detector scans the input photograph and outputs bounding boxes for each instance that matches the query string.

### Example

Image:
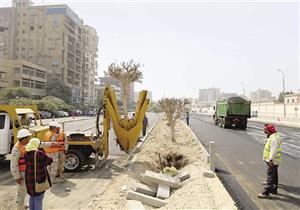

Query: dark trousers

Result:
[263,162,278,194]
[142,127,147,137]
[186,118,189,126]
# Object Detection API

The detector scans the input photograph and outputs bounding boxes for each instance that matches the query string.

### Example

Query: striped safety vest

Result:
[15,142,26,172]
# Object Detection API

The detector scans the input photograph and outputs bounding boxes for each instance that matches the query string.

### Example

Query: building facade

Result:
[0,0,99,104]
[82,25,98,106]
[198,88,220,103]
[250,89,272,102]
[0,59,47,98]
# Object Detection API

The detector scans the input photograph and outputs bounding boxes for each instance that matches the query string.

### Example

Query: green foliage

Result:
[9,97,36,106]
[46,80,72,104]
[278,91,294,102]
[39,96,73,111]
[0,87,32,100]
[8,96,73,111]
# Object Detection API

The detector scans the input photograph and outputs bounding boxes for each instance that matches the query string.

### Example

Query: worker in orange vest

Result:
[43,122,64,183]
[56,126,68,179]
[10,129,31,210]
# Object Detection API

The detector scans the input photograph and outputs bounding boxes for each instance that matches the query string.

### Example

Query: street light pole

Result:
[241,82,245,96]
[277,69,286,118]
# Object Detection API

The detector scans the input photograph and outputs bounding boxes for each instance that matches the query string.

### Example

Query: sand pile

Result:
[91,118,236,210]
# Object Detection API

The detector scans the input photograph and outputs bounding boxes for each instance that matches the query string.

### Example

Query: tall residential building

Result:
[250,89,272,102]
[198,88,220,103]
[82,25,98,106]
[0,0,99,104]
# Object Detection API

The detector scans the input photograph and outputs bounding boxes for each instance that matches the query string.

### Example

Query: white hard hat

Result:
[49,121,60,128]
[17,129,32,139]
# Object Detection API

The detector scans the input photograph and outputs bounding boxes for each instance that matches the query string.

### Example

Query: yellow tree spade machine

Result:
[0,86,149,171]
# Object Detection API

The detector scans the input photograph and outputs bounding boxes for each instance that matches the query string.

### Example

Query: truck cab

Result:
[0,113,13,160]
[0,105,49,160]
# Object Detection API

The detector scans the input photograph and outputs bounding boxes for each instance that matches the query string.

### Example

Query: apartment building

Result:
[82,25,98,106]
[0,59,47,98]
[0,0,99,104]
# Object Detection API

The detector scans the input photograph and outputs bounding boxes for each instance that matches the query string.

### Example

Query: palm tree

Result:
[106,59,143,120]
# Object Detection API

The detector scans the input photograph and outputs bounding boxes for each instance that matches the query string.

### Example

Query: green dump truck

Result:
[213,96,251,129]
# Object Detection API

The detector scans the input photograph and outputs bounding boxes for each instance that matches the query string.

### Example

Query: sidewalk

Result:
[249,117,300,128]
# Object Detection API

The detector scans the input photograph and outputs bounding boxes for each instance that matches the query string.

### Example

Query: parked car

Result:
[50,110,60,118]
[57,111,66,117]
[61,111,69,117]
[39,111,52,119]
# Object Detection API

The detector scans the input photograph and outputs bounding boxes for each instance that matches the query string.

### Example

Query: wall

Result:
[251,102,300,120]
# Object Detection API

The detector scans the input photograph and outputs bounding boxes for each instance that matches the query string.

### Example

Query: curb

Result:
[248,118,300,128]
[129,114,162,156]
[185,122,210,163]
[44,117,94,126]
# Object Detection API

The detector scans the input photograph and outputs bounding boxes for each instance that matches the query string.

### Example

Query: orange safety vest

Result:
[15,142,26,172]
[43,131,61,154]
[57,132,65,152]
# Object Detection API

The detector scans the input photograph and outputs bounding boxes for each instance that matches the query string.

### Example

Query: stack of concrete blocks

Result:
[126,170,190,209]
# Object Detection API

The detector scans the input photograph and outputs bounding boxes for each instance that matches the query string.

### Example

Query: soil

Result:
[90,118,237,209]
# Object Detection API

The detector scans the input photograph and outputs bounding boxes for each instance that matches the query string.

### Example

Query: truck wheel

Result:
[65,149,85,171]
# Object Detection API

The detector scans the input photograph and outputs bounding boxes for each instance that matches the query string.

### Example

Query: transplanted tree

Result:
[159,98,190,142]
[106,59,143,120]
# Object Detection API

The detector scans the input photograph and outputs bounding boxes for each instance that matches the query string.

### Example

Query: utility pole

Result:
[277,69,286,118]
[241,82,245,96]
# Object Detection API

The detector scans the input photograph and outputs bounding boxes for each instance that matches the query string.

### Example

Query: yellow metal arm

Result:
[99,86,149,157]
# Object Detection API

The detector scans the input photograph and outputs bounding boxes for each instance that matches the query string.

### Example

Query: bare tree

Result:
[159,98,190,142]
[106,60,143,120]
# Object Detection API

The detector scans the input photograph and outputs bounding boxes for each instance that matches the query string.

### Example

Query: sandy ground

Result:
[1,117,235,210]
[89,118,237,210]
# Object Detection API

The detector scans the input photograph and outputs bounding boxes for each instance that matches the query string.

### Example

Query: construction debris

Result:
[156,185,170,199]
[127,200,145,210]
[203,170,216,178]
[127,190,167,208]
[131,182,157,197]
[174,171,191,182]
[144,170,181,188]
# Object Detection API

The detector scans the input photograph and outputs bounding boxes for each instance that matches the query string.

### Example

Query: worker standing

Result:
[186,111,190,126]
[56,126,68,180]
[258,124,282,198]
[43,122,63,184]
[10,129,31,210]
[142,115,149,137]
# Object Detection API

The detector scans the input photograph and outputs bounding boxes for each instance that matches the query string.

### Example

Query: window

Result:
[22,79,30,87]
[14,67,21,73]
[292,99,295,103]
[14,80,20,86]
[30,26,34,30]
[0,115,5,129]
[287,99,289,103]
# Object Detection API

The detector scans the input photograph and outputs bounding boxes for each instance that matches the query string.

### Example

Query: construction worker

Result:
[258,124,282,198]
[10,129,31,210]
[43,121,63,184]
[56,126,67,179]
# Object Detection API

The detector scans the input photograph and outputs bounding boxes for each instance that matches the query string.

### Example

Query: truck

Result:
[0,86,149,171]
[213,96,251,129]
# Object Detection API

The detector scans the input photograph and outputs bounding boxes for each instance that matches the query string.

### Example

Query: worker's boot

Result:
[257,193,270,199]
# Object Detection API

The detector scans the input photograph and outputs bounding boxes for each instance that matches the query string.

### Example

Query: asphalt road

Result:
[190,114,300,210]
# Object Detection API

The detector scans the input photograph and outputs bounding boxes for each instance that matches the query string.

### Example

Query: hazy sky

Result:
[2,0,299,100]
